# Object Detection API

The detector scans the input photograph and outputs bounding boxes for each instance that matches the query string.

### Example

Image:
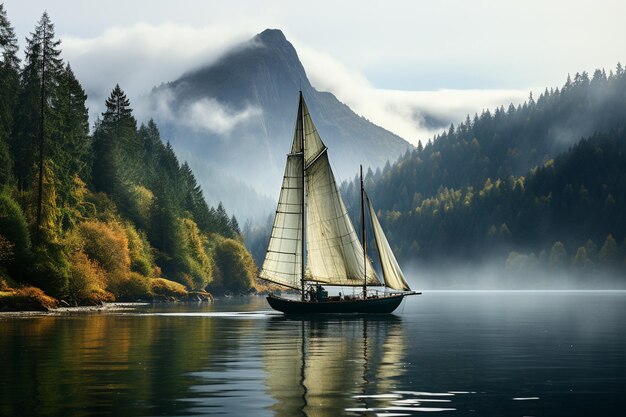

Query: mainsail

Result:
[301,98,380,286]
[366,194,411,291]
[260,93,381,288]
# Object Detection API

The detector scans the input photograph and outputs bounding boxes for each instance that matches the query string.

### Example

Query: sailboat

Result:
[260,92,419,314]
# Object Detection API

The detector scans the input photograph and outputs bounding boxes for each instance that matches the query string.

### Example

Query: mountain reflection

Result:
[263,316,406,417]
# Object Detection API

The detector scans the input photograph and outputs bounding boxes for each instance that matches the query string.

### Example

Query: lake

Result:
[1,291,624,416]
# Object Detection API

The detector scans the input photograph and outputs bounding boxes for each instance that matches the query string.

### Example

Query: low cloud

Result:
[61,22,254,124]
[298,46,530,144]
[137,88,261,135]
[61,22,531,143]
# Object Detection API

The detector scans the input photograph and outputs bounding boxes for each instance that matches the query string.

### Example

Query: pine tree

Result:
[103,84,132,137]
[549,241,567,268]
[215,202,233,237]
[180,161,213,232]
[598,234,620,266]
[138,119,161,184]
[0,4,20,185]
[93,84,138,197]
[14,12,63,242]
[51,63,89,205]
[230,215,241,236]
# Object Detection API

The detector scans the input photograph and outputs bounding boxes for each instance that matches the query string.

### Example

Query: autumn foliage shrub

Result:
[150,277,187,298]
[66,250,110,304]
[177,218,213,290]
[0,286,59,311]
[209,238,257,295]
[124,222,154,276]
[77,220,131,274]
[107,272,152,301]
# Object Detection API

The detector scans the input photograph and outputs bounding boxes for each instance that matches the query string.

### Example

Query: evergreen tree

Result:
[572,246,591,269]
[215,202,233,237]
[14,12,63,242]
[138,119,161,184]
[180,161,213,233]
[51,63,89,206]
[0,3,20,185]
[103,84,132,137]
[92,84,138,198]
[230,215,241,236]
[598,234,620,266]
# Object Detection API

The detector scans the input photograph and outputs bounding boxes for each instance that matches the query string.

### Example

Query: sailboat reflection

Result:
[263,316,406,416]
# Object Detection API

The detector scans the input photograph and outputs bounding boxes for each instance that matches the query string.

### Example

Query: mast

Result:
[300,91,306,301]
[360,165,367,299]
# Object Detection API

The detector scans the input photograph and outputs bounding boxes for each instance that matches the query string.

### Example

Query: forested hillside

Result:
[0,7,256,307]
[344,65,626,274]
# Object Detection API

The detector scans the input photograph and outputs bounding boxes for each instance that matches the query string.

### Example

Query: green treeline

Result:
[344,64,626,272]
[0,7,256,304]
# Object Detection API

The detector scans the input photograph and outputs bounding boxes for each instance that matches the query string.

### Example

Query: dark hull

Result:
[266,293,412,314]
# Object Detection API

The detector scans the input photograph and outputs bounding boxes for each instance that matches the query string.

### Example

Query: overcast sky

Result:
[3,0,626,143]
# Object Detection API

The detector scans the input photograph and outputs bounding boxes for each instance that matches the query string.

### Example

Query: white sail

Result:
[259,155,303,289]
[302,99,380,286]
[367,195,411,291]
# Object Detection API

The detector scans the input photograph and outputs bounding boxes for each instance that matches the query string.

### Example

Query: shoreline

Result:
[0,285,215,314]
[0,302,150,317]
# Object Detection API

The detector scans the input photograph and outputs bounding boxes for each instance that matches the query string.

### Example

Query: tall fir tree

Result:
[138,119,162,185]
[92,84,138,199]
[51,63,89,208]
[14,12,63,243]
[0,3,20,185]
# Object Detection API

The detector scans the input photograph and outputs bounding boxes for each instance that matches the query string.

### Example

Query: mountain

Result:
[140,29,411,220]
[342,66,626,275]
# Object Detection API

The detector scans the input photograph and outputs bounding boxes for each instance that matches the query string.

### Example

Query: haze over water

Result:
[1,291,624,416]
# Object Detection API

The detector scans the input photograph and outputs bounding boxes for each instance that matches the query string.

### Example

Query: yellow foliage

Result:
[84,191,118,222]
[78,220,131,275]
[124,222,154,276]
[26,160,61,242]
[0,274,12,291]
[66,249,108,304]
[210,237,257,294]
[150,278,188,298]
[0,286,59,311]
[179,217,213,289]
[131,185,154,224]
[66,176,97,221]
[108,272,151,301]
[72,175,88,202]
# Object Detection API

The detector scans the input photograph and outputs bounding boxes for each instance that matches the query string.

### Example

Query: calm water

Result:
[1,291,625,417]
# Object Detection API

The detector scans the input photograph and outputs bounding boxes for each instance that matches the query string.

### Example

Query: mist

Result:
[402,259,626,291]
[135,88,262,136]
